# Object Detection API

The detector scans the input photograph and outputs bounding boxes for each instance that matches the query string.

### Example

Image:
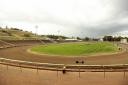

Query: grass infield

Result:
[31,42,118,56]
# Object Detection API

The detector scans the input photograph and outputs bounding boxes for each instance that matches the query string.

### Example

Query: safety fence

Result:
[0,58,128,72]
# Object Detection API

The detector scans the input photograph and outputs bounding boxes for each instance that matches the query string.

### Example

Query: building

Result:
[99,38,103,42]
[120,38,127,43]
[65,38,78,42]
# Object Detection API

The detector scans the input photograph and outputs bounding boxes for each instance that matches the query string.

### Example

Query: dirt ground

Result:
[0,44,128,85]
[0,64,128,85]
[0,45,128,65]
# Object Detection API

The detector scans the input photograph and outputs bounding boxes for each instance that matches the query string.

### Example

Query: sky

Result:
[0,0,128,38]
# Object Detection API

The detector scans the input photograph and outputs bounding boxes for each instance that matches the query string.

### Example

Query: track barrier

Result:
[0,57,128,72]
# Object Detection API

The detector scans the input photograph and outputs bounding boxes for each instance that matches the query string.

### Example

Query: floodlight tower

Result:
[58,30,60,35]
[58,30,60,40]
[35,25,38,35]
[81,32,83,39]
[34,25,38,40]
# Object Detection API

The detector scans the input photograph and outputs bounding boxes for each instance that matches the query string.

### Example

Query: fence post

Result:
[19,63,22,72]
[0,59,3,69]
[103,66,105,78]
[57,66,58,77]
[124,69,126,79]
[6,64,8,70]
[36,65,38,74]
[79,66,80,78]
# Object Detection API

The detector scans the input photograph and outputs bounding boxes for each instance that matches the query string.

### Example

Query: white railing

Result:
[0,57,128,72]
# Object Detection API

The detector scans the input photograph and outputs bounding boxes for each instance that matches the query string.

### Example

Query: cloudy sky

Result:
[0,0,128,37]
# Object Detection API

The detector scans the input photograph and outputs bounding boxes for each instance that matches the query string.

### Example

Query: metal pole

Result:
[104,70,105,78]
[37,66,38,74]
[124,70,126,79]
[79,66,80,78]
[1,59,4,69]
[35,25,38,35]
[57,67,58,77]
[58,30,60,35]
[7,65,8,70]
[35,25,38,40]
[19,63,22,72]
[103,66,105,78]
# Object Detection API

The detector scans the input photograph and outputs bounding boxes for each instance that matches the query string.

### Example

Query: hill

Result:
[0,27,44,40]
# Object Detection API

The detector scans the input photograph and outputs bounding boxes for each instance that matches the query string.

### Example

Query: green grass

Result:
[0,28,43,40]
[31,42,118,56]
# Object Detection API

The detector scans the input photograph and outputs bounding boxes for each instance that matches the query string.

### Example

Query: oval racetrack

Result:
[0,44,128,65]
[0,43,128,85]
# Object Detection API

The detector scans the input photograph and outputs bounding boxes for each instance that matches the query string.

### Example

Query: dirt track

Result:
[0,64,128,85]
[0,43,128,85]
[0,44,128,65]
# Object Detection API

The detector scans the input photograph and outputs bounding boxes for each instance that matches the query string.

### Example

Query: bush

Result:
[23,34,31,37]
[11,28,23,31]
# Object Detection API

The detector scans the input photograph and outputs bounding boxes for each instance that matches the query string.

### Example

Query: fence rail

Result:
[0,57,128,72]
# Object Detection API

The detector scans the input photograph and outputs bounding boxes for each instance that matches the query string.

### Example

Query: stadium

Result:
[0,28,128,85]
[1,0,128,85]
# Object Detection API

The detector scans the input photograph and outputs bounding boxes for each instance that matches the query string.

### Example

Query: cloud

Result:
[0,0,128,37]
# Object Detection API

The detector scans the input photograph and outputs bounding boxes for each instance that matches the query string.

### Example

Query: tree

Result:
[84,37,90,41]
[77,37,81,40]
[103,36,113,41]
[46,35,68,40]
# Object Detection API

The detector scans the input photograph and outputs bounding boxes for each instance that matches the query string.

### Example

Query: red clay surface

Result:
[0,43,128,65]
[0,64,128,85]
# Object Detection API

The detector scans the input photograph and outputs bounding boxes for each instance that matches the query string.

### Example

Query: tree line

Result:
[103,36,128,41]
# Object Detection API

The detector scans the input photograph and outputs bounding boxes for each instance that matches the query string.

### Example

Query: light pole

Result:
[35,25,38,35]
[58,30,60,36]
[58,30,60,40]
[35,25,38,40]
